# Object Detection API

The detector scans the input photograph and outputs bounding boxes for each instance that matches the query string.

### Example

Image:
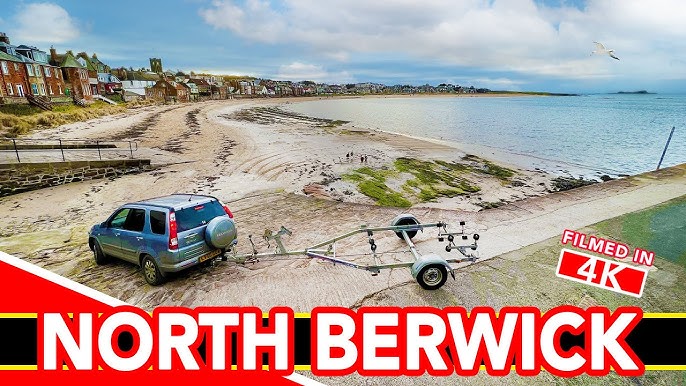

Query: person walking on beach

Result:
[360,155,364,163]
[364,155,368,163]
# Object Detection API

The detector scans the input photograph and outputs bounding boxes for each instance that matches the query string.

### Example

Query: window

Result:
[123,209,146,232]
[6,84,12,95]
[58,85,62,95]
[31,83,38,95]
[13,63,18,71]
[175,200,226,232]
[39,84,46,95]
[55,70,59,79]
[34,64,40,75]
[0,61,7,75]
[48,85,53,95]
[16,84,24,97]
[150,210,167,235]
[44,67,51,77]
[27,64,34,76]
[108,208,131,229]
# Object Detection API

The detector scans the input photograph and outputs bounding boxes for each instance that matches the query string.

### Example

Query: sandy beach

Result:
[2,97,686,385]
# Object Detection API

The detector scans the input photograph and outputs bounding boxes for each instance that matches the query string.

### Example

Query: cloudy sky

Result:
[1,0,685,93]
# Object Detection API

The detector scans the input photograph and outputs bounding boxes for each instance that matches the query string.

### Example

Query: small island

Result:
[616,90,655,94]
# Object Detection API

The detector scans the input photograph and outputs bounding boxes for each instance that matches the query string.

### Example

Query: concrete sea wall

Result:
[0,159,151,197]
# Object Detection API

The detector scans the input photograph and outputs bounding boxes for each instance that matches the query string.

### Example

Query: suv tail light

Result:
[169,210,178,250]
[222,203,234,219]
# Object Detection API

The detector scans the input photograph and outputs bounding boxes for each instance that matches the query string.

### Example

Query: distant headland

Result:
[615,90,655,94]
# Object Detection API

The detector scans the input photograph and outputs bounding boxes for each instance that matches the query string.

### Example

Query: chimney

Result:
[92,53,98,59]
[50,46,58,63]
[0,32,9,45]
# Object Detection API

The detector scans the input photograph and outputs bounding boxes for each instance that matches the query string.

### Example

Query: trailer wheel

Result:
[417,264,448,290]
[391,214,419,240]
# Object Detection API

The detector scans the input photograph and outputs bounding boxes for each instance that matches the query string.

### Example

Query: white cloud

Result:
[200,0,686,82]
[200,0,286,43]
[12,3,79,43]
[276,62,354,83]
[467,77,527,90]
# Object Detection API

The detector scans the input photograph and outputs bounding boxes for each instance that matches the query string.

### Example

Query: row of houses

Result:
[0,31,490,110]
[0,32,127,109]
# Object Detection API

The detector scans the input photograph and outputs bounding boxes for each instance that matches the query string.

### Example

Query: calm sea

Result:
[284,94,686,177]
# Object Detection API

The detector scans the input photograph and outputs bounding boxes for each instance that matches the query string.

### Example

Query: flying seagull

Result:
[591,41,620,60]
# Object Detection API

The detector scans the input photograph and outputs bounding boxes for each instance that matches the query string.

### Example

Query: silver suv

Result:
[88,194,237,285]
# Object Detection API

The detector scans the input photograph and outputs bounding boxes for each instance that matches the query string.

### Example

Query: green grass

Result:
[0,104,44,116]
[341,173,364,183]
[395,157,480,195]
[1,101,127,137]
[481,160,515,180]
[343,157,486,207]
[479,194,686,314]
[343,166,409,207]
[595,195,686,268]
[323,120,348,128]
[357,180,412,207]
[459,154,515,182]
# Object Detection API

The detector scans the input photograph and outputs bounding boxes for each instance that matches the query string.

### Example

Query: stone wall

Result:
[0,96,30,105]
[0,159,151,197]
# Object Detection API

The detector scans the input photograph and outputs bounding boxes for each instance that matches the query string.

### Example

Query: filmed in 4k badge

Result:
[557,230,652,297]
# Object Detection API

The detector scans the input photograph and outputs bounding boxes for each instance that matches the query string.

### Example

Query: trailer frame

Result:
[227,214,480,290]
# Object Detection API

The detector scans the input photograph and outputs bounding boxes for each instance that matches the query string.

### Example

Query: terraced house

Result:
[0,32,70,108]
[0,50,30,102]
[76,52,118,95]
[145,79,189,103]
[49,48,92,102]
[15,44,68,102]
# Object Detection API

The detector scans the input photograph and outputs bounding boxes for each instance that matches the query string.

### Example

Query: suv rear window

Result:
[175,200,226,232]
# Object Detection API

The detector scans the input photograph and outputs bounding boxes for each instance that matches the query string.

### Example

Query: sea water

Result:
[285,94,686,177]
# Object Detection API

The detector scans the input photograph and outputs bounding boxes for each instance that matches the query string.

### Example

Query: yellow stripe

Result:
[0,313,37,318]
[0,365,37,370]
[645,365,686,370]
[643,313,686,318]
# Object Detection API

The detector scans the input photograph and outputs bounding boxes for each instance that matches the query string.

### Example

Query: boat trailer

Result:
[228,214,480,290]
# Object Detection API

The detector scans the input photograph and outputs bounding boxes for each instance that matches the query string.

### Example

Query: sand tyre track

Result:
[416,264,448,290]
[142,255,164,286]
[91,240,110,265]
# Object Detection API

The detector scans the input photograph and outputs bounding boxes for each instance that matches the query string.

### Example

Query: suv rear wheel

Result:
[141,255,164,286]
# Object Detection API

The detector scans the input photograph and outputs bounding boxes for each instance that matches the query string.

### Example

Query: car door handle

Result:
[114,232,121,237]
[184,233,198,239]
[136,236,144,241]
